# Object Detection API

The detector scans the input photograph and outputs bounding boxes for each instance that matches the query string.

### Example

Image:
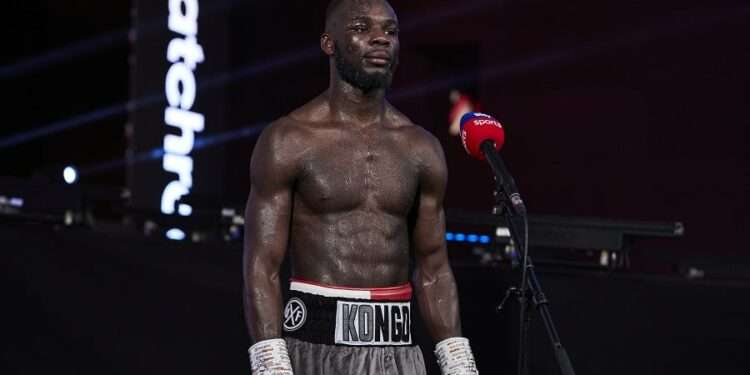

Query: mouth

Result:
[363,51,391,67]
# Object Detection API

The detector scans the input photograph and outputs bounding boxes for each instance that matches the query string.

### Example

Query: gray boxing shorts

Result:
[282,279,427,375]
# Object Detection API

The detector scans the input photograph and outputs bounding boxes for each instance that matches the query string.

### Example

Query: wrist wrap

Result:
[434,337,479,375]
[248,338,294,375]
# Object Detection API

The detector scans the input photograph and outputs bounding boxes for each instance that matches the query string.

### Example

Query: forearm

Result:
[243,256,284,344]
[244,263,293,375]
[414,260,462,341]
[412,134,478,373]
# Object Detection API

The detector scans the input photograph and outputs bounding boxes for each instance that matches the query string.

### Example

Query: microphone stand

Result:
[480,141,575,375]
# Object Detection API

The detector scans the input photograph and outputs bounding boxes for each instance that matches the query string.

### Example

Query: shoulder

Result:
[257,94,330,153]
[385,105,447,179]
[407,125,444,155]
[389,110,444,161]
[288,92,331,124]
[404,126,448,191]
[254,116,302,155]
[250,116,309,180]
[385,104,436,146]
[410,126,447,181]
[251,95,331,174]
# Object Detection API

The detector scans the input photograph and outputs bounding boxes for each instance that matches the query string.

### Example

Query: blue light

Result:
[445,231,493,245]
[166,228,186,241]
[9,197,24,208]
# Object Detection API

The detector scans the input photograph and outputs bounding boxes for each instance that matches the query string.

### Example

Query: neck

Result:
[327,73,387,126]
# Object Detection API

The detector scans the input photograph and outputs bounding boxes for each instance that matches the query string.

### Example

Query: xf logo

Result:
[283,298,307,332]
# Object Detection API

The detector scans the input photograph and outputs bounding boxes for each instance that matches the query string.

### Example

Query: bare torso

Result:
[244,90,459,343]
[279,95,426,286]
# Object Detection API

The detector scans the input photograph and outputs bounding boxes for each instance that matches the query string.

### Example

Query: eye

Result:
[351,24,368,33]
[385,28,399,36]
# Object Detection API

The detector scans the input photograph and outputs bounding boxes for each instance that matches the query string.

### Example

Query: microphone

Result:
[460,112,526,216]
[459,112,504,160]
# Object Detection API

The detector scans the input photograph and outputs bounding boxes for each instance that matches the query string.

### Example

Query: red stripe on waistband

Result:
[290,278,413,301]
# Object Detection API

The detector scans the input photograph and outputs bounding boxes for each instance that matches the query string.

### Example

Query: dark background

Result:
[3,0,749,374]
[4,0,749,257]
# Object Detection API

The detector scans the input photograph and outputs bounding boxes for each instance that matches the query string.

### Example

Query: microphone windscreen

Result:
[460,112,505,160]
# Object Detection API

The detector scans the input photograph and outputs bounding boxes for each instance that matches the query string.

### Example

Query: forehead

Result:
[337,0,398,23]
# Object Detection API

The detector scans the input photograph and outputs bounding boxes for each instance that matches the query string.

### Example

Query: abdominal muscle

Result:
[288,208,411,288]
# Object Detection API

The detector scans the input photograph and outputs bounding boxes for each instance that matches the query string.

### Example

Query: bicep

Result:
[243,125,297,271]
[244,188,292,268]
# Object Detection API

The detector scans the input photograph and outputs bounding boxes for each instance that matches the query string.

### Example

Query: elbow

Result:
[414,263,454,291]
[243,253,281,286]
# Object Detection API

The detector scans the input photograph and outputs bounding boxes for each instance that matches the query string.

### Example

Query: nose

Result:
[370,28,391,47]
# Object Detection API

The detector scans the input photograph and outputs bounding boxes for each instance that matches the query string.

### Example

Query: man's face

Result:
[329,0,400,92]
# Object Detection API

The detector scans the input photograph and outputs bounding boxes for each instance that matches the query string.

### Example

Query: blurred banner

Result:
[129,1,230,235]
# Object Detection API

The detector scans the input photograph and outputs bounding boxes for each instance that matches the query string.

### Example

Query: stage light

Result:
[63,166,79,184]
[178,204,193,216]
[166,228,186,241]
[496,227,510,238]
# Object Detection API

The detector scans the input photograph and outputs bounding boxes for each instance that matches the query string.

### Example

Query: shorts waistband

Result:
[283,285,414,346]
[290,278,412,301]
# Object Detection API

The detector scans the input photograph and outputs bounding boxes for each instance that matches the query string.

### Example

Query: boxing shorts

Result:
[281,279,426,375]
[281,278,414,346]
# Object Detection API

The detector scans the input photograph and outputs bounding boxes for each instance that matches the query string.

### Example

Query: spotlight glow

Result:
[9,197,24,207]
[166,228,187,241]
[63,166,79,184]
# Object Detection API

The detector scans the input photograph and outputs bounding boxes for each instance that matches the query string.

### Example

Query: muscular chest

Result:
[296,128,418,215]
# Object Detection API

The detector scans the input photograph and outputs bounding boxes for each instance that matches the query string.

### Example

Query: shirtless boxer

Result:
[243,1,479,374]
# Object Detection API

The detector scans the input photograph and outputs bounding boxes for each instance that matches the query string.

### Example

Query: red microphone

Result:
[460,112,505,160]
[460,112,526,216]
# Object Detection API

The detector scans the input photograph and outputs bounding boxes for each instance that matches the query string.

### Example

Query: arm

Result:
[412,132,479,374]
[242,121,296,344]
[411,133,462,341]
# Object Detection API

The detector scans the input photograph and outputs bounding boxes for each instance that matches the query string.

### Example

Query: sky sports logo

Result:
[461,112,502,130]
[470,119,501,127]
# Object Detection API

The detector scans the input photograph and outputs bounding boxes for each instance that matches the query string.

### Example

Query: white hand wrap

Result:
[435,337,479,375]
[248,338,294,375]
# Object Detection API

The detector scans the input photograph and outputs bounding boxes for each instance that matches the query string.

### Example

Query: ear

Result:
[320,33,335,56]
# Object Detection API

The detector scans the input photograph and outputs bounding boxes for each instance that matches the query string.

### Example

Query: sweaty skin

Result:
[243,0,462,346]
